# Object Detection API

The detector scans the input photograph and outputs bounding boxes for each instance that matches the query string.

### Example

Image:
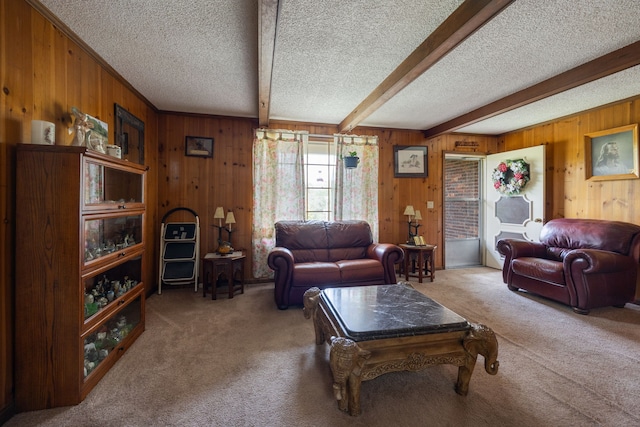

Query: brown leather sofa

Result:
[267,220,403,309]
[497,218,640,314]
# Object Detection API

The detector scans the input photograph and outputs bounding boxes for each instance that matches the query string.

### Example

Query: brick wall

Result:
[445,159,479,239]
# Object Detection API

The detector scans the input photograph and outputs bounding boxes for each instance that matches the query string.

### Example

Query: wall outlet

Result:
[427,201,434,209]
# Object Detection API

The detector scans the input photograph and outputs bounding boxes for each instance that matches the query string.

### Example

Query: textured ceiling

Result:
[38,0,640,135]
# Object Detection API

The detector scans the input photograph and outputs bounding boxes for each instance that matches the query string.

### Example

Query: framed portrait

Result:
[394,145,428,178]
[584,124,638,181]
[185,136,214,158]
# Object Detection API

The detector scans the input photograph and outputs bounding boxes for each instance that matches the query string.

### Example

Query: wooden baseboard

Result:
[0,402,15,425]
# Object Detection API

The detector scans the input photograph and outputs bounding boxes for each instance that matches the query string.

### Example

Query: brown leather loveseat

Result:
[497,218,640,314]
[267,220,403,309]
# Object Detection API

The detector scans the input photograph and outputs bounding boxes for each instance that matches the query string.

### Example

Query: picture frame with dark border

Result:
[394,145,428,178]
[584,123,638,181]
[114,103,145,164]
[185,136,214,158]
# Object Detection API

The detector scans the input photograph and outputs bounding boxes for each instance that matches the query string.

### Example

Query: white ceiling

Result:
[37,0,640,135]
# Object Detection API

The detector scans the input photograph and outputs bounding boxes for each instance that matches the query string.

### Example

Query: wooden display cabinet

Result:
[15,145,147,411]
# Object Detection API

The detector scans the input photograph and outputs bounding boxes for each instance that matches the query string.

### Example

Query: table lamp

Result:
[412,210,422,244]
[213,206,225,244]
[225,211,236,247]
[404,205,416,244]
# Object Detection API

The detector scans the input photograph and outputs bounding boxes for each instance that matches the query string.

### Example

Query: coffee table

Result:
[303,284,499,416]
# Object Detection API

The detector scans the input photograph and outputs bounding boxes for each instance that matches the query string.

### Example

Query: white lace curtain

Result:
[334,134,379,241]
[252,129,307,279]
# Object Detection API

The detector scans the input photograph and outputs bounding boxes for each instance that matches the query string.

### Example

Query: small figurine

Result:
[70,107,93,147]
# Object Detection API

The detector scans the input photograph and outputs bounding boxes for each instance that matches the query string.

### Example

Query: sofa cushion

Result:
[540,218,640,255]
[276,221,330,262]
[336,259,384,282]
[512,257,564,285]
[328,247,368,262]
[291,262,341,287]
[326,221,373,248]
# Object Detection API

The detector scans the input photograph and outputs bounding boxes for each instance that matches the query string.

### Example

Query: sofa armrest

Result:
[564,248,637,275]
[366,243,404,284]
[267,247,295,309]
[564,249,637,309]
[496,239,548,283]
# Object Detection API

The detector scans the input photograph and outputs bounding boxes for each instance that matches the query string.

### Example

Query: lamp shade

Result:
[403,205,415,216]
[414,210,422,221]
[225,212,236,224]
[214,206,225,219]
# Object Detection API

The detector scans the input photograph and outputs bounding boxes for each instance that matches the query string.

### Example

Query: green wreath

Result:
[492,159,530,196]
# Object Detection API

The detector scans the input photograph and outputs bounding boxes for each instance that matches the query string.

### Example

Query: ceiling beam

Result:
[338,0,514,133]
[258,0,279,127]
[423,40,640,138]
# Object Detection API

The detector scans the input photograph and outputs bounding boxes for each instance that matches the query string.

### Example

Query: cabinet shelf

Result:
[15,144,147,412]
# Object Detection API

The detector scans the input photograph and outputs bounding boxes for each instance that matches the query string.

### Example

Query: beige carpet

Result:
[7,268,640,427]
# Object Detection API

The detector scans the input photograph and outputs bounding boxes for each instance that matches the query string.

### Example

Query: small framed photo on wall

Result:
[394,145,428,178]
[584,124,638,181]
[185,136,214,158]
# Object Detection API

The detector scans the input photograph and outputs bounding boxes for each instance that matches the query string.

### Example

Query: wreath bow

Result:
[492,159,530,196]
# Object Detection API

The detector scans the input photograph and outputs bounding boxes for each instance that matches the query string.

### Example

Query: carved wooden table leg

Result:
[456,323,499,395]
[303,287,324,345]
[329,337,370,416]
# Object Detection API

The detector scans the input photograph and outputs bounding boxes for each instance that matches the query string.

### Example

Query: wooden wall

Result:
[157,116,500,275]
[0,1,159,420]
[499,97,640,223]
[157,113,257,268]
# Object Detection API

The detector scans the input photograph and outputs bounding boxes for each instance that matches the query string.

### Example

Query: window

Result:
[304,138,336,221]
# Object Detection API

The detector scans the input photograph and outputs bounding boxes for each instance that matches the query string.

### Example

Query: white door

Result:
[484,145,546,269]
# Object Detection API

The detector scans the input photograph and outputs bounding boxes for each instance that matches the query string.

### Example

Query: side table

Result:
[399,243,437,283]
[202,252,245,300]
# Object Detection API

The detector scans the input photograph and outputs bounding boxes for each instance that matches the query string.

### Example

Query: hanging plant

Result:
[492,159,530,196]
[343,150,359,169]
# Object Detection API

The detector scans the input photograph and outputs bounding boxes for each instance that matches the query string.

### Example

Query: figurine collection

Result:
[83,314,135,378]
[84,274,139,319]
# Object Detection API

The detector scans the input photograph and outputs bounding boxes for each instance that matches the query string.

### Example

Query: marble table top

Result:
[321,284,469,341]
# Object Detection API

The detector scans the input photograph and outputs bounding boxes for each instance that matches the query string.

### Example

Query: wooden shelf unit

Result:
[15,144,147,411]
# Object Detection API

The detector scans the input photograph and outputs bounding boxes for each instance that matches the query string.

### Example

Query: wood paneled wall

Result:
[157,113,257,269]
[1,1,159,419]
[499,97,640,223]
[159,116,499,274]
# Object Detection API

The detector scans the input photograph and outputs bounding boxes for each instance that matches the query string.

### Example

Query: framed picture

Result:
[585,124,638,181]
[185,136,214,158]
[394,145,428,178]
[114,103,145,164]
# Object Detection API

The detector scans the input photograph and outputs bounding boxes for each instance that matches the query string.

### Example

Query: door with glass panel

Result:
[444,154,483,268]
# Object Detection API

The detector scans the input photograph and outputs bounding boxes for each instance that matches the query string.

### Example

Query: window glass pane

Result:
[308,188,329,211]
[305,138,335,221]
[307,211,329,221]
[307,165,330,188]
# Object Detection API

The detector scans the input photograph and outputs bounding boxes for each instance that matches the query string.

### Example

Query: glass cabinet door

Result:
[82,294,142,380]
[83,159,144,210]
[83,256,142,321]
[84,213,143,265]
